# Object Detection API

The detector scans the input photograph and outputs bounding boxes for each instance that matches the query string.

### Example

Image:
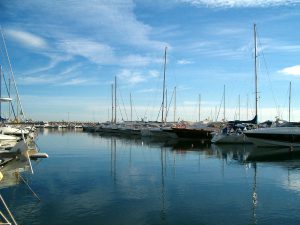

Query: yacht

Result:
[244,126,300,147]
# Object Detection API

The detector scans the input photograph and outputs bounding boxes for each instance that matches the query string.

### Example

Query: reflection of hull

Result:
[141,128,177,138]
[211,133,251,144]
[211,143,255,162]
[171,127,214,139]
[246,147,300,161]
[245,127,300,147]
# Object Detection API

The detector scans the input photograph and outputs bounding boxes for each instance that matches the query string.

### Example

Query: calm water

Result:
[2,130,300,225]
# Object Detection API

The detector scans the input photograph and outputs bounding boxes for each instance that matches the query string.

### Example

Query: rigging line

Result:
[0,194,18,225]
[165,87,175,122]
[156,103,162,122]
[131,97,140,121]
[117,85,128,121]
[1,70,17,120]
[257,34,280,118]
[280,85,289,119]
[116,98,124,121]
[146,50,167,121]
[1,27,25,120]
[216,90,224,121]
[19,174,41,201]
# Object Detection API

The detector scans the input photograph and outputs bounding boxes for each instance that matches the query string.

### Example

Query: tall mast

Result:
[0,66,1,119]
[247,94,249,120]
[239,94,240,120]
[162,47,167,123]
[289,81,291,122]
[254,23,258,124]
[130,92,132,122]
[174,86,176,123]
[111,83,114,123]
[114,76,117,124]
[165,89,168,122]
[1,28,25,121]
[223,85,225,121]
[198,94,201,122]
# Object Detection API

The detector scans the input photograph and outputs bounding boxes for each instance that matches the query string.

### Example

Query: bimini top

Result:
[0,97,12,102]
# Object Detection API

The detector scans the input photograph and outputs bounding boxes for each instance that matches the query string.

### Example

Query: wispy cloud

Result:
[278,65,300,76]
[117,69,147,85]
[177,59,193,65]
[149,70,160,78]
[117,69,162,85]
[258,37,300,53]
[5,29,48,49]
[137,88,160,93]
[179,0,299,8]
[59,78,89,86]
[176,40,250,59]
[58,39,116,65]
[120,54,162,67]
[18,63,90,85]
[19,74,63,85]
[5,0,167,51]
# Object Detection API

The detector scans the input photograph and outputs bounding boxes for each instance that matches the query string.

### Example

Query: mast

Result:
[0,66,1,119]
[130,92,132,122]
[223,85,225,121]
[114,76,117,124]
[174,86,176,123]
[1,28,25,121]
[239,94,240,120]
[164,89,168,122]
[289,81,291,122]
[198,94,201,122]
[111,83,114,123]
[247,94,249,120]
[161,47,167,123]
[254,23,258,124]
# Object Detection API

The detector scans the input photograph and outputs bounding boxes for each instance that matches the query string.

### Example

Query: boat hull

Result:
[171,128,214,139]
[244,127,300,147]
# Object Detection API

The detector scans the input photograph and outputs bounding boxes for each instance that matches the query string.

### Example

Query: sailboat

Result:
[141,47,178,139]
[211,24,259,144]
[244,47,300,147]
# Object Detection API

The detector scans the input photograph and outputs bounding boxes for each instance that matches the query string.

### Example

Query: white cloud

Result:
[59,78,89,86]
[58,39,116,65]
[5,29,48,49]
[19,74,63,85]
[120,55,161,67]
[177,59,193,65]
[149,70,160,78]
[278,65,300,76]
[117,69,147,85]
[6,0,167,50]
[179,0,298,8]
[137,88,160,93]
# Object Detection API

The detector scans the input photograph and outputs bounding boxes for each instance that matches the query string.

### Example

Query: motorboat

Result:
[244,126,300,147]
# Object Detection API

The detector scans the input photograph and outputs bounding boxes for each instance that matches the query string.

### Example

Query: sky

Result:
[1,0,300,122]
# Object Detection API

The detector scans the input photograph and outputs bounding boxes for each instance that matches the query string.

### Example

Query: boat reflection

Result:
[0,148,32,189]
[212,143,300,163]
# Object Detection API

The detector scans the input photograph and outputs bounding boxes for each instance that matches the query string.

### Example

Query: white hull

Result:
[211,133,251,144]
[244,127,300,147]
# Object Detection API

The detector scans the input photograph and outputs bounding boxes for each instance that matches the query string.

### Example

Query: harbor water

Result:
[2,130,300,225]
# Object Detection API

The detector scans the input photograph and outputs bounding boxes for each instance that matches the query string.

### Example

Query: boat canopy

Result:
[0,97,12,102]
[228,115,257,125]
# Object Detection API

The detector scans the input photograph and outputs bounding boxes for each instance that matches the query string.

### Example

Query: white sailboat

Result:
[244,82,300,147]
[211,24,259,144]
[141,47,177,139]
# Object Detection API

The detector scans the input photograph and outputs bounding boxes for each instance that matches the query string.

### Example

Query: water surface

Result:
[2,130,300,225]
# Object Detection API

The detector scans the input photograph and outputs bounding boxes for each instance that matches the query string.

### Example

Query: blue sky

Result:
[1,0,300,122]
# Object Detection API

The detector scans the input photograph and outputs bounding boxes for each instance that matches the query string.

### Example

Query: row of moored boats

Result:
[82,118,300,148]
